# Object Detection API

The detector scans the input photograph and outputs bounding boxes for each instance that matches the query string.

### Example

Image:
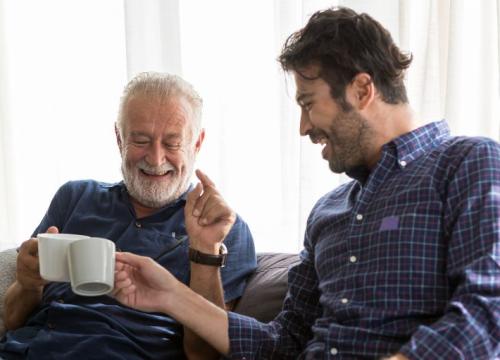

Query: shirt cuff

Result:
[399,326,463,360]
[226,312,266,359]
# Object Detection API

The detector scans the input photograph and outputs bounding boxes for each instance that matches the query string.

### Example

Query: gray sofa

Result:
[0,247,299,337]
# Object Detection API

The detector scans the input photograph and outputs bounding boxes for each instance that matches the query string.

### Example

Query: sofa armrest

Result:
[234,252,300,323]
[0,248,17,337]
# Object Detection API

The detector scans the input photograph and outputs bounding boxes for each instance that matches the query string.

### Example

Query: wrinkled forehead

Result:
[123,94,196,134]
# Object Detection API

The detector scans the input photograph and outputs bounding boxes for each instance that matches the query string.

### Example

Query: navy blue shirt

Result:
[227,121,500,359]
[0,180,257,359]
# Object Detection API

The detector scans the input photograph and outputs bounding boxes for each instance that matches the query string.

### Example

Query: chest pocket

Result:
[155,234,190,285]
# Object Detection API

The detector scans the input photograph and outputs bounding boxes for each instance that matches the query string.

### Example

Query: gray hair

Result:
[116,72,203,140]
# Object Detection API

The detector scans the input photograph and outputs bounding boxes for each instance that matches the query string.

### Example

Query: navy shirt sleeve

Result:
[220,215,257,302]
[399,140,500,359]
[227,240,321,358]
[32,181,77,236]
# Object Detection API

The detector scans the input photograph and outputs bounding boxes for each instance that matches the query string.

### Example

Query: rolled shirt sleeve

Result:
[227,247,321,359]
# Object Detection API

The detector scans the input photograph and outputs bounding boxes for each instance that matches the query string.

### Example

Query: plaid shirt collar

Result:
[390,119,450,167]
[348,120,450,183]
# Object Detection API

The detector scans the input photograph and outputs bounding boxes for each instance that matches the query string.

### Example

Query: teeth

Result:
[143,169,169,176]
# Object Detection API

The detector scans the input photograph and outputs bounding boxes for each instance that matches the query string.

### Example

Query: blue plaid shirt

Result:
[227,120,500,359]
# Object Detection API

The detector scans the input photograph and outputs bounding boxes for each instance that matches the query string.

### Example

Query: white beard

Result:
[121,156,194,208]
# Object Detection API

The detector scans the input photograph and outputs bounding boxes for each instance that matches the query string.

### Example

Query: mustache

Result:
[136,160,176,175]
[308,128,329,144]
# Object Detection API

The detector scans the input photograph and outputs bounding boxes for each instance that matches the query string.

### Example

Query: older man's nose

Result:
[146,142,166,166]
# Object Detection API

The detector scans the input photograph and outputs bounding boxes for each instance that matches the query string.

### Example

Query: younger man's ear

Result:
[349,73,375,110]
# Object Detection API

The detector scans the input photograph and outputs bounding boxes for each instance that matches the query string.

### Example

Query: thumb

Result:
[185,182,203,217]
[46,226,59,234]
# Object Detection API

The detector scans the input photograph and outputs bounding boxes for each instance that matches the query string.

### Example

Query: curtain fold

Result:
[0,0,16,247]
[0,0,127,250]
[124,0,182,78]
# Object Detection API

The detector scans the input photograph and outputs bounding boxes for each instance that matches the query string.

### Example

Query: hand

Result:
[16,226,58,292]
[113,252,180,313]
[185,169,236,253]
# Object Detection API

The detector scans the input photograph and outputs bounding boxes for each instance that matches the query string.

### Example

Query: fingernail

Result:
[201,218,207,225]
[193,209,200,217]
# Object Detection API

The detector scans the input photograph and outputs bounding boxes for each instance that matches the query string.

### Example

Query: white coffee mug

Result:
[38,233,90,282]
[67,237,115,296]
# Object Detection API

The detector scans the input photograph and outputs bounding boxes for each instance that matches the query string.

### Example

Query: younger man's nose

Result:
[299,113,312,136]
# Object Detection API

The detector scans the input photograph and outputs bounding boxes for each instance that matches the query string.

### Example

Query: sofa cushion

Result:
[234,252,300,323]
[0,248,17,336]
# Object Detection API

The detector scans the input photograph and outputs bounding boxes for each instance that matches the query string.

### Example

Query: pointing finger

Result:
[195,169,215,187]
[185,182,203,217]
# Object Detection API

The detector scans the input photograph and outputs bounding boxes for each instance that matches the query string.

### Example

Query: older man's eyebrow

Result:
[130,131,150,138]
[163,133,182,141]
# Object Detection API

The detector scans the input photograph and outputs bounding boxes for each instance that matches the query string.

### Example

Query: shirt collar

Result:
[346,120,450,183]
[388,119,450,168]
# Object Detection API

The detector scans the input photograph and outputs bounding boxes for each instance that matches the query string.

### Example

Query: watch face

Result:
[219,243,228,255]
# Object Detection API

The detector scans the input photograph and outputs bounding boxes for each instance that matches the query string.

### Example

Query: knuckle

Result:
[203,184,216,194]
[19,240,30,252]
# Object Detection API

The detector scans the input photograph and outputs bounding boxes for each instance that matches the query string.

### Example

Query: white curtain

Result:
[0,0,499,252]
[0,0,127,250]
[123,0,500,252]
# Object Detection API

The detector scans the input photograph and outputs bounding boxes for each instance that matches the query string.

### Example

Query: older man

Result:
[0,72,256,359]
[112,7,500,360]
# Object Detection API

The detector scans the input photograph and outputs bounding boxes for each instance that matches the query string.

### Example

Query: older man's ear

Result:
[194,128,205,154]
[115,123,123,153]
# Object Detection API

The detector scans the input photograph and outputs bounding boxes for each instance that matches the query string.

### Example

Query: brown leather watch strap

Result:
[188,243,228,267]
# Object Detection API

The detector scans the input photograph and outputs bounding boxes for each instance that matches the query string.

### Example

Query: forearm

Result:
[165,280,230,356]
[183,263,225,359]
[4,281,43,330]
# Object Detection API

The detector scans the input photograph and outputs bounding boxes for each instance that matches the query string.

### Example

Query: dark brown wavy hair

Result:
[279,7,413,108]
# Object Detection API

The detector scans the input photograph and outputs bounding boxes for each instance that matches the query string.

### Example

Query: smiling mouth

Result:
[310,136,330,159]
[140,169,175,177]
[311,136,328,149]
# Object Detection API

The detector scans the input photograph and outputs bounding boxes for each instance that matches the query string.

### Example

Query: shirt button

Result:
[135,222,142,228]
[349,255,357,263]
[399,160,407,167]
[47,323,55,329]
[356,214,363,221]
[330,347,338,355]
[341,298,349,304]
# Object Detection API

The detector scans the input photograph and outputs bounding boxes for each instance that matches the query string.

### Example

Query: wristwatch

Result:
[188,243,228,267]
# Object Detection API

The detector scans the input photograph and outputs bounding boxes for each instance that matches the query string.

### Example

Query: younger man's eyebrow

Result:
[296,92,313,105]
